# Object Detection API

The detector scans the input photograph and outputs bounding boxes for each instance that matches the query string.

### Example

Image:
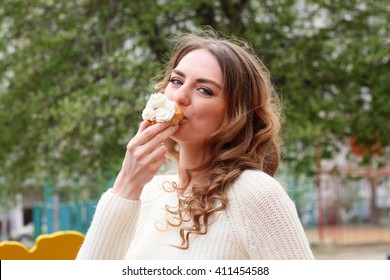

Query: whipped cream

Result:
[142,92,176,123]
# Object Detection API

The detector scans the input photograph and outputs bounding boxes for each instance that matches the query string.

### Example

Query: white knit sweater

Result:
[76,170,314,260]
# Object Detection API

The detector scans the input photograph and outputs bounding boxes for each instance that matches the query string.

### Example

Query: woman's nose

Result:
[173,87,190,106]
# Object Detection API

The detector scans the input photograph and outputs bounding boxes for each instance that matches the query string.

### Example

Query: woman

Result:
[76,29,314,259]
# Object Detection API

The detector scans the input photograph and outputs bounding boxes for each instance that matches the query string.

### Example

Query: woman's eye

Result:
[169,78,183,85]
[198,87,213,96]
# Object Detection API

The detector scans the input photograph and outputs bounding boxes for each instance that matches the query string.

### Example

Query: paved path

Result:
[311,243,390,260]
[305,226,390,245]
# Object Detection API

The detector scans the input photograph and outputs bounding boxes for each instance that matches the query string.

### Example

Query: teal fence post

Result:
[44,177,53,233]
[73,179,82,232]
[59,204,73,230]
[32,204,43,239]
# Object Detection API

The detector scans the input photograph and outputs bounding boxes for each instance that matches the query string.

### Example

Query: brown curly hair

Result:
[154,28,282,249]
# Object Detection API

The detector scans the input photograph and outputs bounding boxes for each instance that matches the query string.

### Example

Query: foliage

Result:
[0,0,389,203]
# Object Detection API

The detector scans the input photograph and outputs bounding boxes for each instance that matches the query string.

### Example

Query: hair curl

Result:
[154,28,282,249]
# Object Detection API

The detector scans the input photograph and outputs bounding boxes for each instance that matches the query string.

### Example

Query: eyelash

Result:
[169,78,182,85]
[169,78,214,96]
[198,87,213,96]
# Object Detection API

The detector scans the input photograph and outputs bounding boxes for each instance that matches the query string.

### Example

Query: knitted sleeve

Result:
[228,170,314,260]
[76,190,141,260]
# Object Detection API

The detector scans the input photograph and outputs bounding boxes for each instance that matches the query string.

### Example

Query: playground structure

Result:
[0,231,84,260]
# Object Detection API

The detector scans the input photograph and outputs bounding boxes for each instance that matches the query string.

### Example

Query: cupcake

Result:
[142,92,183,126]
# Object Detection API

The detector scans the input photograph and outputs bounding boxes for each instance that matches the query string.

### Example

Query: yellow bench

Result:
[0,231,84,260]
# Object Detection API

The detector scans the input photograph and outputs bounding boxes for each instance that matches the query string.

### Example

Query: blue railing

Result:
[32,200,97,239]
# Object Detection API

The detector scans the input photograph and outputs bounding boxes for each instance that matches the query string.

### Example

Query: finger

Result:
[136,121,169,140]
[141,144,167,173]
[135,124,178,157]
[121,142,166,178]
[137,120,149,133]
[131,122,176,148]
[149,155,167,173]
[136,120,167,136]
[146,124,178,147]
[150,144,167,163]
[125,124,174,168]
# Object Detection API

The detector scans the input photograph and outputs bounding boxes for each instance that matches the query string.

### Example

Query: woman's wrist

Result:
[111,171,144,200]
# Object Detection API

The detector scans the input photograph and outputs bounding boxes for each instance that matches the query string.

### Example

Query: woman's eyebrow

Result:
[172,69,222,90]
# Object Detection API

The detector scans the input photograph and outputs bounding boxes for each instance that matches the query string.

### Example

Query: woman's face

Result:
[164,49,225,147]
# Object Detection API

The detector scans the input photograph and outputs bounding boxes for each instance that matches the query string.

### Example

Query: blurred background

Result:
[0,0,389,259]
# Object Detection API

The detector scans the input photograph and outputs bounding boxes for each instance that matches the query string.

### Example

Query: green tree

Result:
[0,0,389,206]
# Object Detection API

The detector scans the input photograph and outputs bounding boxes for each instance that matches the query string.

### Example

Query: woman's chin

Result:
[170,126,189,143]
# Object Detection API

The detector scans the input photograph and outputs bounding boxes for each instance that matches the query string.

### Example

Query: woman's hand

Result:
[111,121,179,200]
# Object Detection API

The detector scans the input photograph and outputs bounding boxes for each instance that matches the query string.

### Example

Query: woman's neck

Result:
[177,143,208,194]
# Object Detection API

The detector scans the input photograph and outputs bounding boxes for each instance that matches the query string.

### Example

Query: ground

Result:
[312,243,390,260]
[305,225,390,260]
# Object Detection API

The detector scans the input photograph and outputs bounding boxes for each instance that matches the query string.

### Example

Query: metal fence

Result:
[32,200,97,238]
